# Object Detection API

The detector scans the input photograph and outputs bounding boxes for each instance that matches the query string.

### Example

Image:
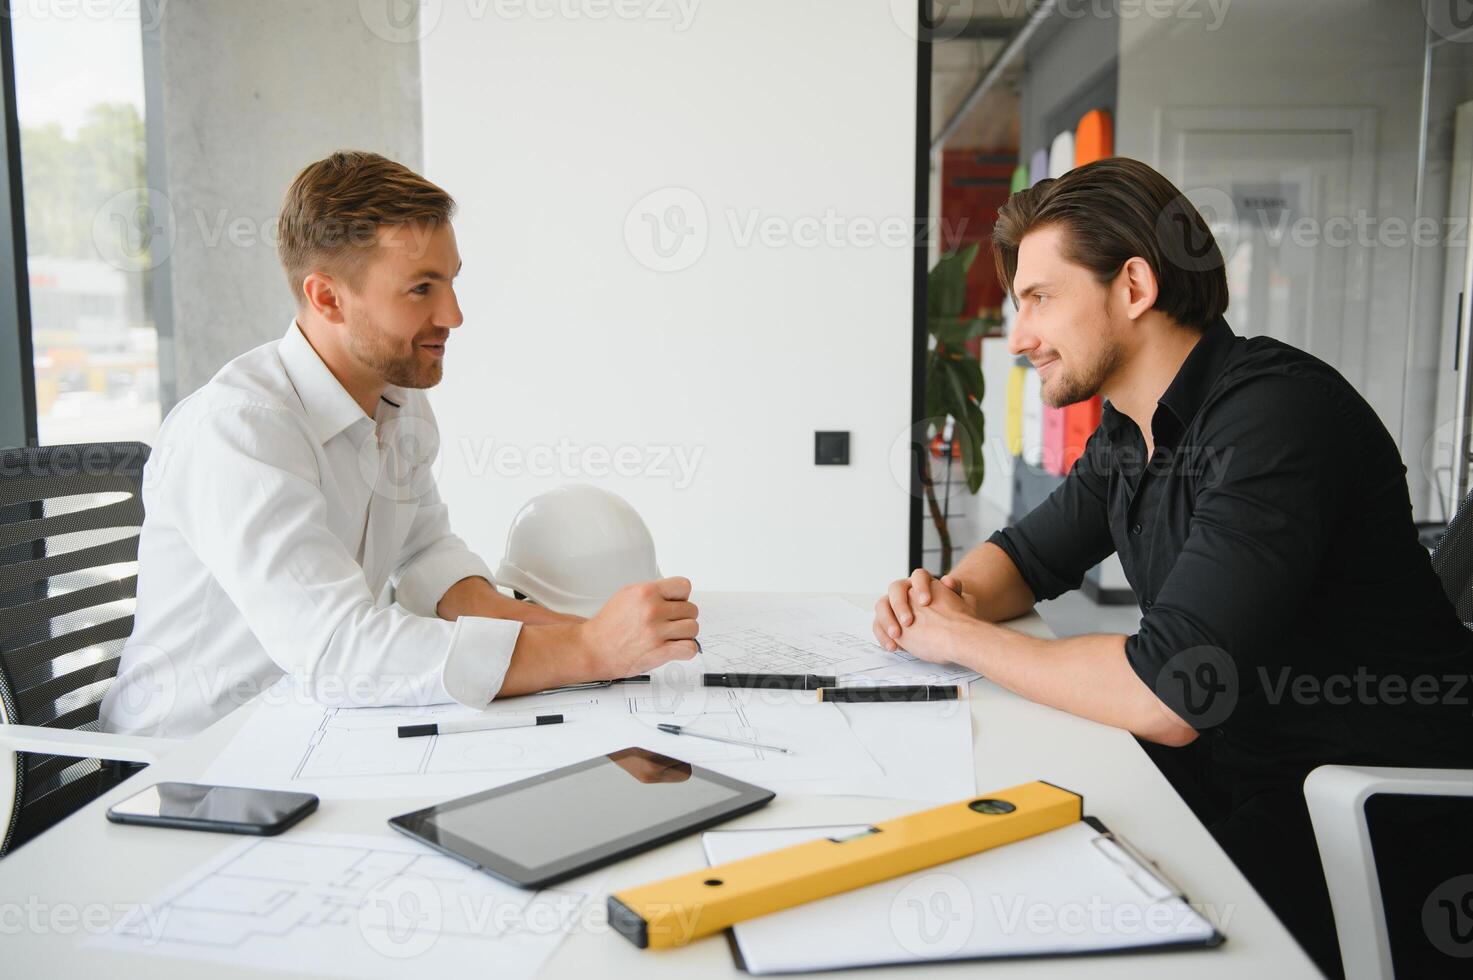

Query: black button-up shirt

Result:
[989,316,1473,807]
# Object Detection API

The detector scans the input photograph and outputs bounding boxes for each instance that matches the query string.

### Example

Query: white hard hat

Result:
[495,485,662,618]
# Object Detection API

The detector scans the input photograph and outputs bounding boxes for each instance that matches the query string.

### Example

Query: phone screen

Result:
[109,782,316,830]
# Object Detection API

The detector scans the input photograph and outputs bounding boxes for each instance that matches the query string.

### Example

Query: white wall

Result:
[420,1,919,592]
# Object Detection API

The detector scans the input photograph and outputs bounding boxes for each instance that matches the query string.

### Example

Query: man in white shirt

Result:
[101,151,698,737]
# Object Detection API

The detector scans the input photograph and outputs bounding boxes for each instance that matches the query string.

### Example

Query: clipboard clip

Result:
[1090,831,1188,902]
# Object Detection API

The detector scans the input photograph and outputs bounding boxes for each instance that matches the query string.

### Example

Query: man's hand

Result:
[873,569,977,652]
[577,577,700,678]
[892,578,976,665]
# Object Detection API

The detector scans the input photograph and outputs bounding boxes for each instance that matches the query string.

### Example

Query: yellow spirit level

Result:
[607,779,1083,949]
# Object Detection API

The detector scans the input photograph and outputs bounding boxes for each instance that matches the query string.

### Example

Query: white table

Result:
[3,594,1320,977]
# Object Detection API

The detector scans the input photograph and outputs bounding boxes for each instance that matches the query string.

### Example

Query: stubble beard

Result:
[345,307,442,390]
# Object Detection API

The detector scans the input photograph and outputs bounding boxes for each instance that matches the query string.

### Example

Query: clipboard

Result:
[702,816,1224,975]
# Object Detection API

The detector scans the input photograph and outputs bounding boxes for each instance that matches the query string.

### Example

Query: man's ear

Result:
[1117,256,1159,321]
[302,272,346,326]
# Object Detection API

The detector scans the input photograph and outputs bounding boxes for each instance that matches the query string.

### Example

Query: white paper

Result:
[834,699,976,803]
[702,822,1219,974]
[89,832,598,979]
[693,595,980,683]
[202,677,886,800]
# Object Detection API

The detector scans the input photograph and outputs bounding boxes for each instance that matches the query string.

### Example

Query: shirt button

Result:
[1131,523,1143,535]
[1143,598,1153,610]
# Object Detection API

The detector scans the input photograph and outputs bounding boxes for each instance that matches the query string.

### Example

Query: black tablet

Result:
[387,747,775,888]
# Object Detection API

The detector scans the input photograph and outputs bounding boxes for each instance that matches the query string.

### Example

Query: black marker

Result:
[704,673,838,691]
[818,685,961,703]
[398,714,564,738]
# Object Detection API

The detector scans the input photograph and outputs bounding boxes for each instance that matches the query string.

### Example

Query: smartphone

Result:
[106,782,318,836]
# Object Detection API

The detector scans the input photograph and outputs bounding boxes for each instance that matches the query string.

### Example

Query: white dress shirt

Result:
[100,320,520,737]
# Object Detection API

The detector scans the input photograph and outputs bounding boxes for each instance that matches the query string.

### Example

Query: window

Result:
[11,3,158,446]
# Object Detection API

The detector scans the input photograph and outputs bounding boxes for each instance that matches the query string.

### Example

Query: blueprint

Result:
[201,596,977,804]
[203,679,887,801]
[693,595,980,683]
[89,832,594,978]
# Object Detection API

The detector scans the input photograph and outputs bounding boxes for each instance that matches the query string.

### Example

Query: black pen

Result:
[536,675,651,694]
[704,672,838,691]
[818,685,961,703]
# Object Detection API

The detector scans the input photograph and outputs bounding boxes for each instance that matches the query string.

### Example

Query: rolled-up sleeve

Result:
[988,426,1117,601]
[169,404,518,709]
[1123,375,1349,722]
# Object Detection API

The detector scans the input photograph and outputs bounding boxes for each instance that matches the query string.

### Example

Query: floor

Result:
[919,493,1143,639]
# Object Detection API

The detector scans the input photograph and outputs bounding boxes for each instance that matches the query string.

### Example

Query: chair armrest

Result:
[1304,765,1473,980]
[0,724,173,765]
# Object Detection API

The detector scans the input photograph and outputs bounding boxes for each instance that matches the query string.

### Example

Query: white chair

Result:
[1305,765,1473,979]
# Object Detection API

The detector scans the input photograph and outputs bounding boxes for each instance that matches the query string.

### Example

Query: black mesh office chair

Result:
[1431,493,1473,626]
[1304,489,1473,979]
[0,443,171,855]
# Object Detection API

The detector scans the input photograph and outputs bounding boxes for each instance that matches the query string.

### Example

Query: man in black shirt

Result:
[874,157,1473,977]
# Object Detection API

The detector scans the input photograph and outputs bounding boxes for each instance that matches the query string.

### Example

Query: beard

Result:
[343,306,443,389]
[1042,336,1122,409]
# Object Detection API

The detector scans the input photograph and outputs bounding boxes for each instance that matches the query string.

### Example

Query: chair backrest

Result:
[0,442,149,853]
[1431,488,1473,628]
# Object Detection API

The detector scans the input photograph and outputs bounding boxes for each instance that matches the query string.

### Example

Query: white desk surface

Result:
[4,593,1320,977]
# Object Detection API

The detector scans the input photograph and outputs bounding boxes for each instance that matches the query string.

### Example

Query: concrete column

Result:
[143,0,424,408]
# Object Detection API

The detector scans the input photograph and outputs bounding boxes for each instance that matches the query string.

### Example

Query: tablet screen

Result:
[388,747,775,888]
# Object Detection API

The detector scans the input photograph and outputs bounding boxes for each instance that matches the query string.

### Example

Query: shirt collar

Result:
[1156,315,1237,437]
[279,319,376,445]
[1098,316,1237,450]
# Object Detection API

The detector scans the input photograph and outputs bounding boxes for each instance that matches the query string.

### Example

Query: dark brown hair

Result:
[277,150,456,305]
[991,157,1228,329]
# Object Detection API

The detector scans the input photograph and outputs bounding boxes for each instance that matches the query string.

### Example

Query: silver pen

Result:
[657,723,792,755]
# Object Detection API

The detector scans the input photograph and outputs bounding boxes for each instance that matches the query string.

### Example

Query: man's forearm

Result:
[436,576,584,625]
[950,619,1197,745]
[948,542,1038,622]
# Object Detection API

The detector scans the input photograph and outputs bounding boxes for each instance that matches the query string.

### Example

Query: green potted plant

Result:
[922,244,989,573]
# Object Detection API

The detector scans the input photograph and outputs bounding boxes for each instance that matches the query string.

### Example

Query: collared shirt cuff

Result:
[395,550,495,617]
[440,615,522,707]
